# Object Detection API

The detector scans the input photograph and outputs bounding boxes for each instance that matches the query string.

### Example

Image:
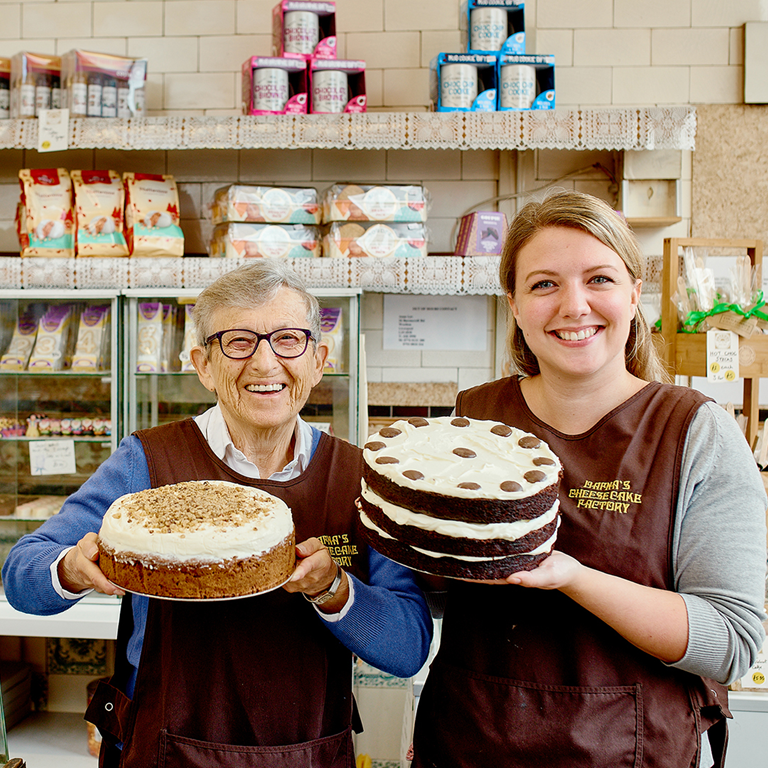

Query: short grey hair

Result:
[192,261,322,350]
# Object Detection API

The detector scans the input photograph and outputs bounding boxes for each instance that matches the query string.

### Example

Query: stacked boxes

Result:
[243,1,367,115]
[431,1,555,112]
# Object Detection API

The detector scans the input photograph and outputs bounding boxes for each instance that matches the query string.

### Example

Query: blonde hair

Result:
[500,190,669,383]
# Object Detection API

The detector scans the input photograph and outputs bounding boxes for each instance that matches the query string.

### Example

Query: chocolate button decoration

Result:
[364,441,385,451]
[524,470,546,483]
[533,457,556,466]
[379,427,402,438]
[458,482,481,490]
[490,424,513,437]
[403,469,424,481]
[451,418,470,427]
[453,447,476,458]
[408,417,429,427]
[518,436,541,449]
[375,456,400,465]
[500,481,523,492]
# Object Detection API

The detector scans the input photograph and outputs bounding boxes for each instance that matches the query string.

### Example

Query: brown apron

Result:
[412,378,730,768]
[86,420,368,768]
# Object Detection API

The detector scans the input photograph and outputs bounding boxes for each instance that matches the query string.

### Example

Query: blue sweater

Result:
[2,433,433,683]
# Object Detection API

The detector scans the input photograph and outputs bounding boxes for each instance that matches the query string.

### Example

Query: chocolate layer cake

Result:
[358,416,562,579]
[97,480,295,599]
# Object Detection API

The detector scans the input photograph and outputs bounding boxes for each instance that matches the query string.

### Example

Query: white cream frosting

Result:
[361,482,559,540]
[363,416,561,499]
[99,480,293,562]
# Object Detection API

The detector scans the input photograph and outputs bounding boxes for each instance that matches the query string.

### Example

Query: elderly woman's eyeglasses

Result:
[205,328,314,360]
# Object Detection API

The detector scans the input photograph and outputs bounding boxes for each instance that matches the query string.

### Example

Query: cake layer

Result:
[358,515,553,579]
[98,535,295,599]
[359,487,559,557]
[362,416,561,523]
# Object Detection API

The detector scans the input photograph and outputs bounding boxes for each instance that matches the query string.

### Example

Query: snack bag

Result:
[71,304,111,371]
[136,301,164,372]
[18,168,75,256]
[123,173,184,257]
[320,307,344,372]
[0,306,42,370]
[178,304,197,373]
[72,170,128,257]
[28,304,75,371]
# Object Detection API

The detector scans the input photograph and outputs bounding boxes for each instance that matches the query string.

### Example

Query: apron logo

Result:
[567,479,642,514]
[318,533,359,567]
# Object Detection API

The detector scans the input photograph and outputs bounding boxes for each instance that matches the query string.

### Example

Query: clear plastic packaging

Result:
[322,184,429,223]
[212,185,321,225]
[322,221,428,258]
[210,222,321,259]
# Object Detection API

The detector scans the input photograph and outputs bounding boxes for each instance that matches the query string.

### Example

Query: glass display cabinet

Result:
[0,289,120,577]
[123,288,362,445]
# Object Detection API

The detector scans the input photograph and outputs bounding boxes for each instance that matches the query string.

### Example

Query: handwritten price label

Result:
[29,439,77,476]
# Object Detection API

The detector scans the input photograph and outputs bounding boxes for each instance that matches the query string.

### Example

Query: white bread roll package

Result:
[72,170,129,257]
[18,168,75,257]
[210,222,320,259]
[123,172,184,257]
[322,184,429,223]
[322,221,428,258]
[212,185,321,225]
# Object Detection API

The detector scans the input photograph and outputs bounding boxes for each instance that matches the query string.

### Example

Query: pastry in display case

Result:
[0,292,119,578]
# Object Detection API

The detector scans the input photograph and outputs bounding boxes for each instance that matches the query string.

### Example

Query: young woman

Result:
[412,191,767,768]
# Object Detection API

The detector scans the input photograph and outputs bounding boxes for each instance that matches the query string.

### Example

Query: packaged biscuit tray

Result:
[210,222,321,259]
[322,221,428,258]
[212,185,321,226]
[322,184,429,223]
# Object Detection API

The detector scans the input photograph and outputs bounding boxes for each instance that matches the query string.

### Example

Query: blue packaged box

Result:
[430,52,498,112]
[463,1,525,55]
[497,53,554,110]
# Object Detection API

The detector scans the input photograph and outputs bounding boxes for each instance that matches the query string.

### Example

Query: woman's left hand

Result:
[284,537,349,611]
[462,551,581,588]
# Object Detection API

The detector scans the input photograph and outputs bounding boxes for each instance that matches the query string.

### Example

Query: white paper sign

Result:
[706,329,739,383]
[37,108,70,152]
[29,439,77,476]
[383,295,487,350]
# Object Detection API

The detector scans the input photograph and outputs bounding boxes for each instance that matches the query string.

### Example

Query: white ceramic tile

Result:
[234,0,275,35]
[364,329,422,367]
[652,28,729,66]
[335,0,385,33]
[56,37,128,56]
[361,292,384,330]
[612,66,690,105]
[457,366,494,391]
[730,26,745,66]
[128,36,199,73]
[164,0,236,37]
[0,4,22,39]
[537,0,613,29]
[421,346,493,369]
[346,31,420,70]
[386,149,461,181]
[536,29,573,64]
[312,149,387,182]
[22,2,92,38]
[461,150,499,181]
[167,148,239,181]
[553,66,612,106]
[93,149,168,176]
[0,220,19,253]
[574,29,651,67]
[425,181,497,219]
[238,149,314,183]
[690,65,744,103]
[163,72,236,110]
[691,0,768,28]
[93,1,165,37]
[382,366,458,383]
[0,39,54,57]
[383,0,459,32]
[420,31,462,68]
[614,0,692,27]
[382,67,430,108]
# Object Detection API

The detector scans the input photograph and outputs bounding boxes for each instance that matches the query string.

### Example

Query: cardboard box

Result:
[462,1,526,55]
[497,53,555,111]
[242,56,308,115]
[454,211,507,255]
[430,53,498,112]
[309,59,366,113]
[272,1,337,60]
[0,661,32,730]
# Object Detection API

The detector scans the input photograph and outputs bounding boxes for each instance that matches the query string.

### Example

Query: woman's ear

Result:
[507,292,519,323]
[190,346,216,393]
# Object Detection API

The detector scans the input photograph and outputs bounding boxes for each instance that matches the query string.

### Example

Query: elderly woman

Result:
[412,191,767,768]
[3,260,432,768]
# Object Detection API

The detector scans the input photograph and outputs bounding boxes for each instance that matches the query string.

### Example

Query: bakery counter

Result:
[0,591,119,639]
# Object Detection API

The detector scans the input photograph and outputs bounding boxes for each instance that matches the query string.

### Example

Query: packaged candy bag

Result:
[18,168,75,256]
[72,170,128,257]
[123,173,184,257]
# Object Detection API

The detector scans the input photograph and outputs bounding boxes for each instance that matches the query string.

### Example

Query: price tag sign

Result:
[29,439,77,476]
[37,108,70,152]
[706,329,739,383]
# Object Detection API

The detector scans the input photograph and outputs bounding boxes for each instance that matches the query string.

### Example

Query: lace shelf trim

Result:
[0,256,506,296]
[0,107,696,151]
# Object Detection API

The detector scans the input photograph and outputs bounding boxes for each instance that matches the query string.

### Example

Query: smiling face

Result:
[508,226,641,383]
[190,287,328,445]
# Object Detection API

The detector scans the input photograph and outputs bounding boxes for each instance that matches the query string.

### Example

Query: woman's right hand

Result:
[57,532,125,596]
